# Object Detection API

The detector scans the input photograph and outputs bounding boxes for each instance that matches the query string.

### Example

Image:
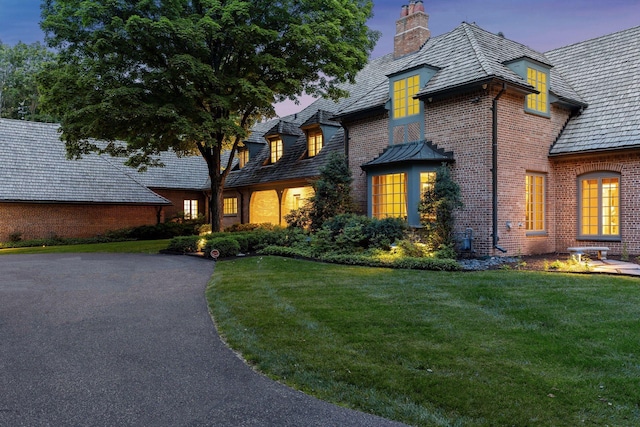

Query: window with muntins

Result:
[307,129,323,157]
[238,149,249,168]
[579,173,620,239]
[526,67,548,114]
[372,173,407,219]
[183,199,198,219]
[269,138,283,164]
[525,173,545,232]
[393,75,420,119]
[223,197,238,215]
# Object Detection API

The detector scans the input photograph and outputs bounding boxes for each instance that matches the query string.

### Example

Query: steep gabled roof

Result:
[0,119,169,205]
[225,103,345,189]
[547,26,640,155]
[334,22,584,119]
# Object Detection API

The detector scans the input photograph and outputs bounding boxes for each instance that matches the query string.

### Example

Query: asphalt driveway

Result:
[0,253,406,426]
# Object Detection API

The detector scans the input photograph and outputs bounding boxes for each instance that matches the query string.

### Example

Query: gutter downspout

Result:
[492,83,507,253]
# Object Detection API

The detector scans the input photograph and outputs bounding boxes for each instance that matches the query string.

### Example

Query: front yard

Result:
[208,256,640,426]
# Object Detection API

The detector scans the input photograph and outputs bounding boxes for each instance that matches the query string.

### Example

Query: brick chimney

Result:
[394,0,430,58]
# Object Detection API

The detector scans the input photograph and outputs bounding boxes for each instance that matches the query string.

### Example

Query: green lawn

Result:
[0,239,171,255]
[208,256,640,426]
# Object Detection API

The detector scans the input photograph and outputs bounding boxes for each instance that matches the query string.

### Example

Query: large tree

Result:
[0,41,56,121]
[39,0,378,231]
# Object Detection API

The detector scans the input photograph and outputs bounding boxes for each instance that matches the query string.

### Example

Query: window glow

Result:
[525,173,545,231]
[526,67,548,114]
[223,197,238,215]
[238,149,249,168]
[393,75,420,119]
[269,138,283,163]
[372,173,407,219]
[307,129,323,157]
[580,174,619,237]
[183,199,198,219]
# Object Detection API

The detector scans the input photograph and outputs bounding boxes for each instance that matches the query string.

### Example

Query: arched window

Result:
[578,172,620,239]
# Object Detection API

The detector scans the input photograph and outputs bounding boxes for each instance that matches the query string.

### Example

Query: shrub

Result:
[313,214,408,253]
[203,237,241,258]
[8,232,22,242]
[166,236,204,254]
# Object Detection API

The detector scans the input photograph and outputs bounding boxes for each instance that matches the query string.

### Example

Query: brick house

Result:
[0,119,209,241]
[224,2,640,257]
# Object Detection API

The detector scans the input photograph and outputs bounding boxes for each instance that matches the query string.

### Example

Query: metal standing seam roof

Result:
[547,26,640,155]
[361,140,454,170]
[0,118,170,205]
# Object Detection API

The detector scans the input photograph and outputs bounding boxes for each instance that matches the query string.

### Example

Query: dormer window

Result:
[237,148,249,168]
[269,138,283,164]
[527,67,548,114]
[307,129,323,157]
[393,75,420,119]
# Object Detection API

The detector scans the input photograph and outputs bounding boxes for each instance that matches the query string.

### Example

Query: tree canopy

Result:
[40,0,379,231]
[0,41,56,121]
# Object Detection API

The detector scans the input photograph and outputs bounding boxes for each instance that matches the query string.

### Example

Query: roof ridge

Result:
[461,23,494,76]
[546,24,640,54]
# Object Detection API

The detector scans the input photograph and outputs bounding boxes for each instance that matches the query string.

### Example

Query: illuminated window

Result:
[372,173,407,219]
[526,67,548,114]
[238,149,249,168]
[269,138,283,164]
[307,129,323,157]
[183,199,198,219]
[223,197,238,215]
[525,173,545,232]
[420,172,436,195]
[579,173,620,238]
[393,75,420,119]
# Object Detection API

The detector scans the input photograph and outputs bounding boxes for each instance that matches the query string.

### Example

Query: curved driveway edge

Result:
[0,253,406,426]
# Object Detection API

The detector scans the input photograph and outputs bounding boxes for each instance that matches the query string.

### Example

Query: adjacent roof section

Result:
[225,103,345,189]
[0,119,170,205]
[361,140,453,170]
[131,150,210,191]
[547,26,640,155]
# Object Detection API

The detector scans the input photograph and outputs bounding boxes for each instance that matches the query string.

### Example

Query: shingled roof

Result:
[0,119,170,205]
[225,101,345,189]
[547,26,640,155]
[334,22,585,119]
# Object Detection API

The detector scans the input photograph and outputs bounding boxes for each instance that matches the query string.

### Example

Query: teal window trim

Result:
[387,66,437,145]
[504,58,551,118]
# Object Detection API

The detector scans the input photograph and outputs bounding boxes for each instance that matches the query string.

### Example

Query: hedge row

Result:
[258,245,462,271]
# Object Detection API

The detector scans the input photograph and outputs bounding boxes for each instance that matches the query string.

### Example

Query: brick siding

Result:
[0,203,163,242]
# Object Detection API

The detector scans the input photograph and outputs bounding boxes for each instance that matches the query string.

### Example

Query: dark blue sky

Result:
[2,0,638,115]
[2,0,639,54]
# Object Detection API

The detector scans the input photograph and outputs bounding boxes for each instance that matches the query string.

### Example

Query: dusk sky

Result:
[1,0,639,116]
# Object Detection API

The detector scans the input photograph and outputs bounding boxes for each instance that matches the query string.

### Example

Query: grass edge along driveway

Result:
[207,256,640,427]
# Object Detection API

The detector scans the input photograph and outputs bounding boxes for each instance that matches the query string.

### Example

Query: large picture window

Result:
[525,173,545,232]
[579,172,620,239]
[372,173,407,219]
